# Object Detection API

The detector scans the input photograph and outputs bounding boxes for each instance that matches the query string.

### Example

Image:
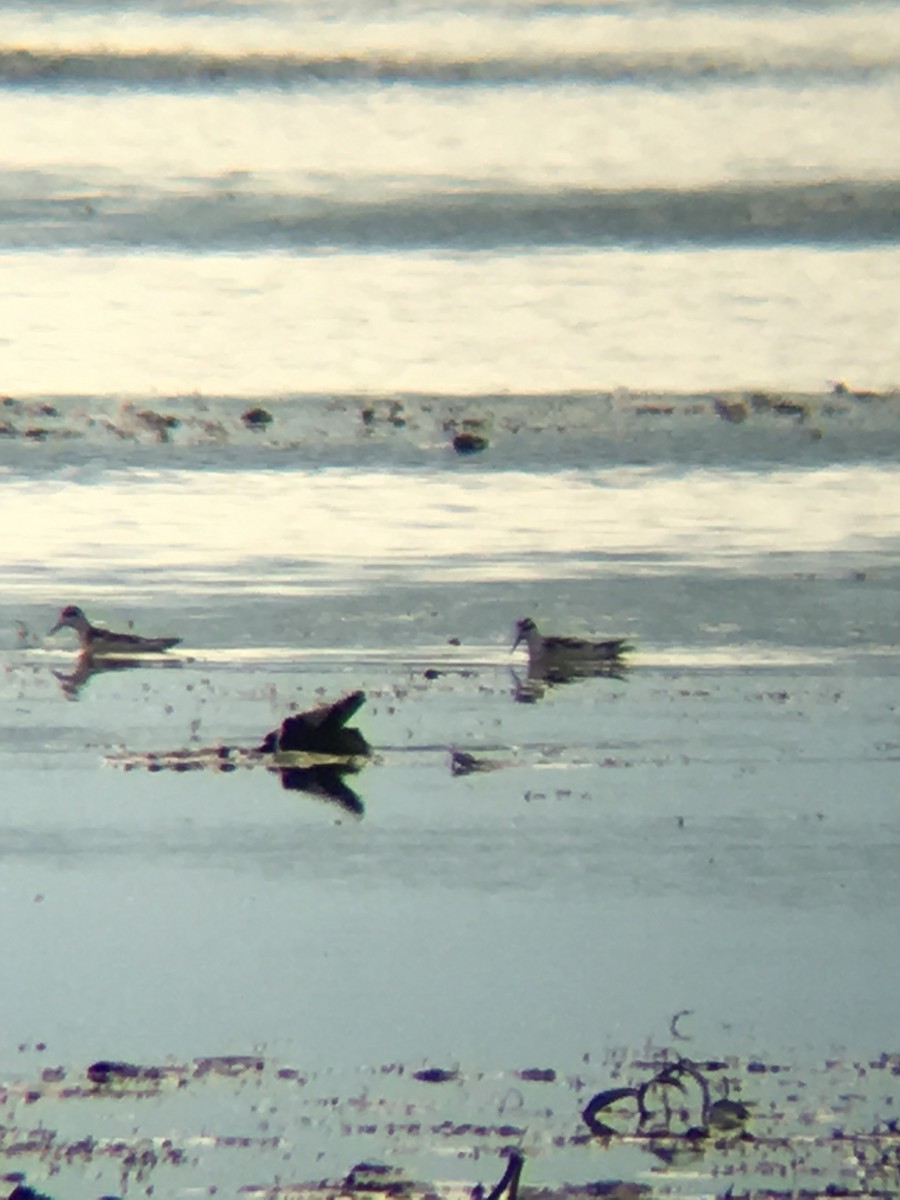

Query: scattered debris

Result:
[517,1068,556,1083]
[134,408,181,441]
[634,403,675,415]
[87,1060,164,1086]
[582,1055,752,1149]
[450,750,502,776]
[714,397,748,423]
[0,1052,893,1194]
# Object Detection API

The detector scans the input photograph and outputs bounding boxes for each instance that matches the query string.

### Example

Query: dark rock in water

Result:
[259,691,370,757]
[9,1184,56,1200]
[412,1066,459,1083]
[242,406,273,429]
[87,1060,160,1085]
[517,1066,557,1082]
[452,431,489,454]
[87,1060,140,1084]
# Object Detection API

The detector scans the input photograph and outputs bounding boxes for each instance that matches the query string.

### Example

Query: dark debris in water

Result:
[582,1056,753,1143]
[242,406,274,429]
[411,1067,459,1084]
[0,388,899,466]
[450,750,506,776]
[452,433,489,454]
[6,1184,57,1200]
[0,1050,895,1196]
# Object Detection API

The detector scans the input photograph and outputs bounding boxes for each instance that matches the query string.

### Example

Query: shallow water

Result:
[6,422,900,1072]
[4,641,900,1194]
[3,0,900,1193]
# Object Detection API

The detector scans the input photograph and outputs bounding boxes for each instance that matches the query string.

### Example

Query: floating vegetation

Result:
[0,1049,897,1197]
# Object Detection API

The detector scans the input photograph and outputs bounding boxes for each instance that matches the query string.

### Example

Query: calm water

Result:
[2,1,900,1195]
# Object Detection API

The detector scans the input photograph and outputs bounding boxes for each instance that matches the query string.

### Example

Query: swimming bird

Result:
[512,617,631,670]
[49,605,182,656]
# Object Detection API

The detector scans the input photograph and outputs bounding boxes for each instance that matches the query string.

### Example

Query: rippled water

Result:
[4,458,900,593]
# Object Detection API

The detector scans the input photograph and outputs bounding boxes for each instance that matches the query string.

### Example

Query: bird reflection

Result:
[511,658,628,703]
[53,652,182,700]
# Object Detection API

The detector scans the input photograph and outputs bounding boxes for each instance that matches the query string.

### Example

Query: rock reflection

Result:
[104,691,371,817]
[274,763,365,817]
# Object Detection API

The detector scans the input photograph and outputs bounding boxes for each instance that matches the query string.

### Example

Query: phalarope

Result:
[513,617,631,668]
[49,605,182,656]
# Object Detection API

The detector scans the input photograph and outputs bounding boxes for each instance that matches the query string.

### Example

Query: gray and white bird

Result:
[49,605,182,656]
[512,616,631,671]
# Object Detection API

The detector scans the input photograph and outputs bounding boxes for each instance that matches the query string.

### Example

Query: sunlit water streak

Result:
[4,463,899,595]
[3,248,899,396]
